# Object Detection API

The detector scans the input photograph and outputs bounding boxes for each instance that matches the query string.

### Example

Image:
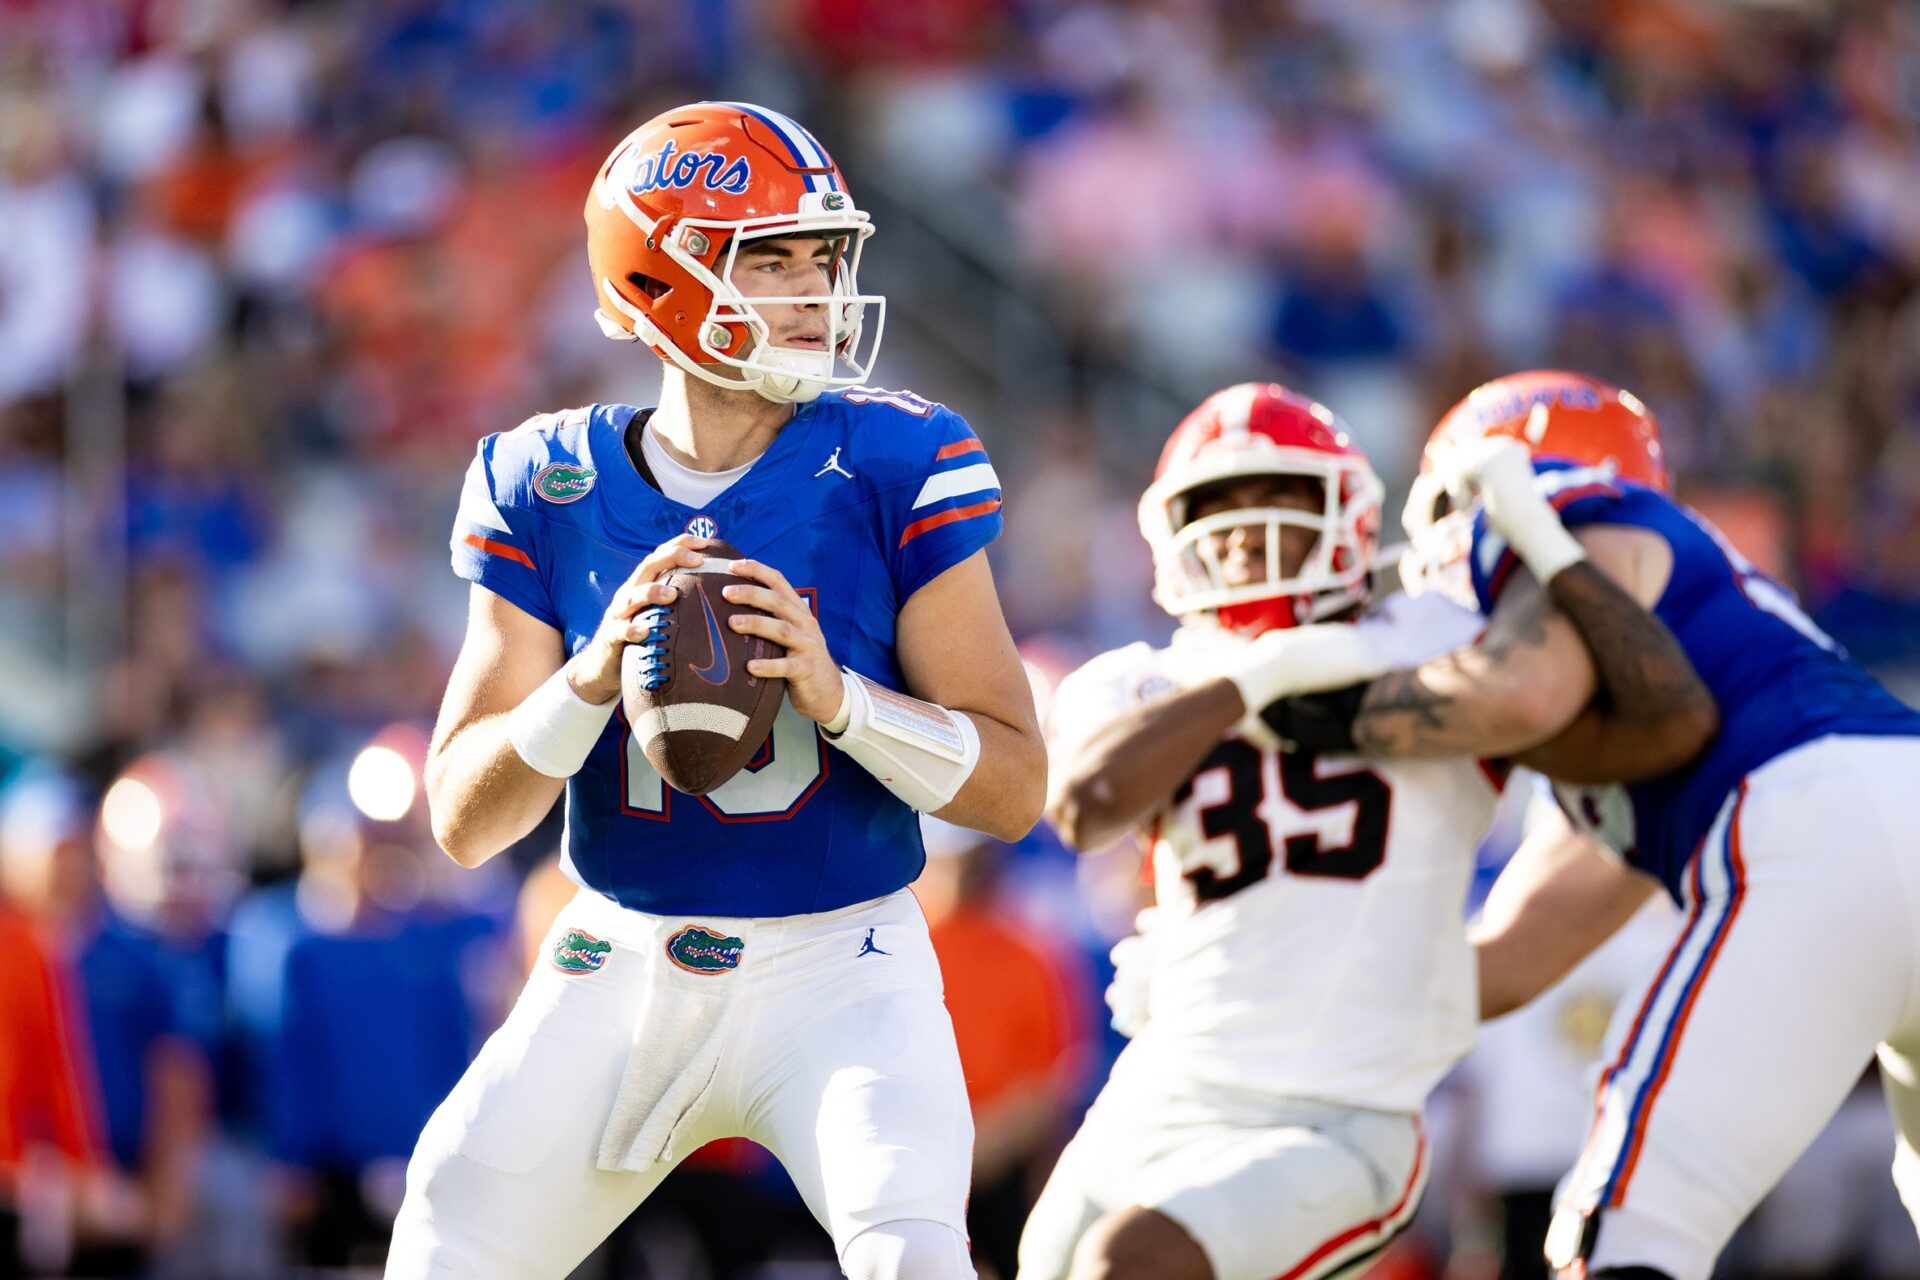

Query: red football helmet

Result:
[585,101,884,404]
[1140,383,1383,634]
[1402,370,1668,603]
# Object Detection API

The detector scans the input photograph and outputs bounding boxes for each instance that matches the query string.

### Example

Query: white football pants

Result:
[1018,1057,1426,1280]
[386,887,974,1279]
[1550,736,1920,1279]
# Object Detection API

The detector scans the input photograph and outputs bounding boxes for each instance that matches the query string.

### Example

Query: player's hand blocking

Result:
[723,559,844,723]
[1440,437,1586,584]
[567,534,711,705]
[1224,623,1398,739]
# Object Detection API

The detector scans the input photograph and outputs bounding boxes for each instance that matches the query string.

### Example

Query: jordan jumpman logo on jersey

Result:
[816,447,855,480]
[856,927,890,957]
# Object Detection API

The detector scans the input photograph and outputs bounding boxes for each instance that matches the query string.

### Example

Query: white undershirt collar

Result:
[640,424,758,508]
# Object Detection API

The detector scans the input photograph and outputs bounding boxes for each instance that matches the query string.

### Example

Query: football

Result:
[620,540,786,795]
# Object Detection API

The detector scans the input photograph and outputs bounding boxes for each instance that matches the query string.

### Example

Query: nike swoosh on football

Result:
[690,585,731,686]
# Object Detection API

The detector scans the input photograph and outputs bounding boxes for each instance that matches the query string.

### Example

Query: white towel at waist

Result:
[595,918,757,1172]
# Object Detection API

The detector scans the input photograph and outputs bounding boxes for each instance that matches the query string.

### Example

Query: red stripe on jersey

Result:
[898,498,1001,549]
[462,532,536,571]
[934,438,985,462]
[1608,783,1750,1205]
[1476,758,1512,791]
[1486,547,1520,602]
[1271,1122,1427,1280]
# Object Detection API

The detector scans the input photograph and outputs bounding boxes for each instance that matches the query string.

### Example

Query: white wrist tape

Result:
[1495,502,1588,585]
[508,666,618,779]
[822,668,981,812]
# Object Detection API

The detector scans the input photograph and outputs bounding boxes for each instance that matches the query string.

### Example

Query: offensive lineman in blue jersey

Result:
[385,103,1044,1280]
[1259,371,1920,1280]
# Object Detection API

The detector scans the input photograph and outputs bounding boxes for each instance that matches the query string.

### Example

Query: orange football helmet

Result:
[1140,383,1383,634]
[585,101,883,404]
[1402,370,1668,603]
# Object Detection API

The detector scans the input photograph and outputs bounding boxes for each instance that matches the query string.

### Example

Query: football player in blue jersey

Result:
[384,102,1045,1280]
[1260,371,1920,1280]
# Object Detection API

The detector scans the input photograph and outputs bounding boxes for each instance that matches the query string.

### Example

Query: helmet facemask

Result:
[1143,451,1383,632]
[594,195,886,405]
[1398,464,1479,608]
[705,221,885,403]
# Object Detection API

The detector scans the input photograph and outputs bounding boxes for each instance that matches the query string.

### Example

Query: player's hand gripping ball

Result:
[621,539,787,795]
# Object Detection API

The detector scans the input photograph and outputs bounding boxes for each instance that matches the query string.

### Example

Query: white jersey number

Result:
[841,386,935,417]
[1695,512,1839,651]
[617,587,828,820]
[621,698,828,820]
[1171,740,1392,901]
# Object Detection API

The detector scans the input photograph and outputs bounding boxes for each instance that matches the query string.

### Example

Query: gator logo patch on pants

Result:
[552,929,613,975]
[666,925,745,975]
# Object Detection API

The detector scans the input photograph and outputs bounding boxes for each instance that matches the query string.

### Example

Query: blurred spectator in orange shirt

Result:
[0,797,101,1279]
[0,904,100,1275]
[919,818,1087,1280]
[4,761,224,1277]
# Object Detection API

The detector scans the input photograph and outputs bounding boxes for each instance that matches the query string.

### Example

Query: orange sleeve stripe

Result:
[934,438,985,462]
[898,498,1001,549]
[462,532,536,571]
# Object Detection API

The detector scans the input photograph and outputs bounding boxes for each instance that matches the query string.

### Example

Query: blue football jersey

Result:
[449,388,1004,917]
[1468,459,1920,897]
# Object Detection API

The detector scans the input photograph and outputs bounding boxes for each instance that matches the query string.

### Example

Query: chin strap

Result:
[1214,583,1366,636]
[752,347,836,404]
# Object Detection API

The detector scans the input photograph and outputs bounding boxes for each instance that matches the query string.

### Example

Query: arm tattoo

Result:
[1347,553,1715,768]
[1348,584,1548,757]
[1350,669,1457,755]
[1479,586,1550,660]
[1546,561,1716,736]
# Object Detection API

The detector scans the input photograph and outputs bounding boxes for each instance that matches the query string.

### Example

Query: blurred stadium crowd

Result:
[1,0,1918,1276]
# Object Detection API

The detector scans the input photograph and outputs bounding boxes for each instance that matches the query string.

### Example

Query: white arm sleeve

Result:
[822,669,981,813]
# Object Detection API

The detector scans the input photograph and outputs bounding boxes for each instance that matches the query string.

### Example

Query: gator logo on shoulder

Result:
[552,929,613,975]
[534,462,597,504]
[666,925,745,975]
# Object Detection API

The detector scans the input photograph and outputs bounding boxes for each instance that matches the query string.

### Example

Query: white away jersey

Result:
[1050,593,1500,1112]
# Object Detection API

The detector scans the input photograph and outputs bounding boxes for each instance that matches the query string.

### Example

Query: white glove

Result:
[1223,623,1397,736]
[1104,909,1160,1038]
[1439,438,1588,585]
